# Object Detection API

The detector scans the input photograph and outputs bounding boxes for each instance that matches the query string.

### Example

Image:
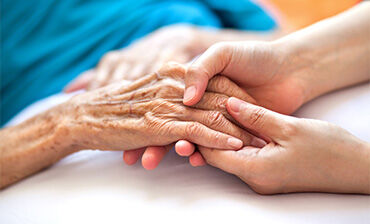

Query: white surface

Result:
[1,83,370,224]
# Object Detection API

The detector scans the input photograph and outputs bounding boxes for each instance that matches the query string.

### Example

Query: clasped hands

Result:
[66,40,369,195]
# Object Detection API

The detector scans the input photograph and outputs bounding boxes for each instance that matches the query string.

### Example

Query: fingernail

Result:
[228,97,243,113]
[227,137,243,149]
[251,138,267,148]
[183,86,196,103]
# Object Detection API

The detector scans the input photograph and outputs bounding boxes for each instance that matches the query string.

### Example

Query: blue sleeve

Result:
[1,0,276,125]
[200,0,276,30]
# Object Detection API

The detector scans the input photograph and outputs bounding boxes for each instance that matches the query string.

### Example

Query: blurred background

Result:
[0,0,361,125]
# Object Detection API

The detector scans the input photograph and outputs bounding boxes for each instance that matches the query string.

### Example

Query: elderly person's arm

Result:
[0,63,261,189]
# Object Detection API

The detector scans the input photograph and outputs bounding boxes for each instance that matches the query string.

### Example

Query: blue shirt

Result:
[0,0,276,125]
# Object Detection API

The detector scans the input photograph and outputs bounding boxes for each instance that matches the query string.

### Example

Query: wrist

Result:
[54,102,84,152]
[271,37,330,104]
[356,141,370,194]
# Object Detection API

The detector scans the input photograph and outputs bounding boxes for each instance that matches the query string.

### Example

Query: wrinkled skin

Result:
[66,62,261,152]
[124,41,301,168]
[64,25,208,92]
[0,62,264,188]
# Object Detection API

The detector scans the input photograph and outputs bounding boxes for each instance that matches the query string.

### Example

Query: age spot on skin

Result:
[129,102,133,115]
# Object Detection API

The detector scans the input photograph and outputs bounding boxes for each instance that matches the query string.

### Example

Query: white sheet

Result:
[1,83,369,224]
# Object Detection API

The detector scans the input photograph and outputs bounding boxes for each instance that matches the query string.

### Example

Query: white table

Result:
[1,83,369,224]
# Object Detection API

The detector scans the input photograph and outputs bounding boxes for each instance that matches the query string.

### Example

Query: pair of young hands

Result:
[68,39,369,194]
[125,41,369,194]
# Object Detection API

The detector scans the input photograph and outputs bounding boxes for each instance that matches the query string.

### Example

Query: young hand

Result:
[198,97,370,194]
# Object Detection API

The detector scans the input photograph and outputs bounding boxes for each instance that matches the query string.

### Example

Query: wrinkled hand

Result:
[65,63,262,153]
[198,97,370,194]
[64,25,206,92]
[136,40,311,168]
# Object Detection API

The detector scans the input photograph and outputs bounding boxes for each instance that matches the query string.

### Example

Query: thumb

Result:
[183,42,234,105]
[199,146,255,176]
[227,97,295,141]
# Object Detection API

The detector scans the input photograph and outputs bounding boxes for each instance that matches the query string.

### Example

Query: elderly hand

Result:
[65,63,262,152]
[132,40,306,168]
[1,62,267,188]
[64,25,207,92]
[199,98,370,194]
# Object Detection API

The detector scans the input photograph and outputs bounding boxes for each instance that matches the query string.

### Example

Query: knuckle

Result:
[103,51,119,63]
[247,107,267,129]
[211,42,231,53]
[158,62,186,79]
[185,122,202,137]
[207,111,225,127]
[214,95,227,109]
[209,76,228,93]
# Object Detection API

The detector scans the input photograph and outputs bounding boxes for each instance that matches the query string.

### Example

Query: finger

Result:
[144,112,243,150]
[123,148,145,165]
[198,146,244,175]
[207,75,256,104]
[134,47,162,76]
[127,63,147,80]
[175,140,195,156]
[183,42,233,106]
[227,97,295,140]
[176,121,243,150]
[64,69,94,93]
[185,108,266,148]
[89,52,120,90]
[114,72,159,95]
[156,61,187,81]
[189,151,206,167]
[193,92,229,116]
[142,145,172,170]
[111,63,131,83]
[144,49,173,76]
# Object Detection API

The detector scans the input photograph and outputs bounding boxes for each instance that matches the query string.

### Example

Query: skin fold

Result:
[0,62,265,189]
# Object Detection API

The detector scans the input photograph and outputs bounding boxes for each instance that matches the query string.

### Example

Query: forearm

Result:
[354,141,370,194]
[0,104,78,189]
[275,3,370,102]
[314,139,370,194]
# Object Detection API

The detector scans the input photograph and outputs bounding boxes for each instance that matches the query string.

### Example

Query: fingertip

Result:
[183,85,198,106]
[175,140,195,156]
[123,150,141,165]
[183,67,210,106]
[141,146,164,170]
[189,152,206,167]
[226,97,244,114]
[227,137,243,150]
[63,83,81,93]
